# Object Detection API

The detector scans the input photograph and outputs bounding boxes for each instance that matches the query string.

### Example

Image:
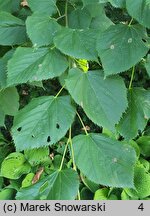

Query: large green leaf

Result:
[7,47,68,86]
[66,68,127,131]
[27,0,57,15]
[97,24,149,75]
[118,88,150,140]
[54,28,98,61]
[126,0,150,28]
[26,13,61,47]
[16,169,79,200]
[0,87,19,116]
[72,133,136,187]
[0,12,26,45]
[12,96,75,151]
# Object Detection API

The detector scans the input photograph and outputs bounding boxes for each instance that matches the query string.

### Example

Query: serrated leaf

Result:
[125,165,150,199]
[126,0,150,28]
[1,153,31,180]
[27,0,57,16]
[97,24,149,75]
[12,96,75,151]
[24,147,49,166]
[16,169,79,200]
[7,47,68,86]
[0,87,19,116]
[66,68,127,131]
[117,88,150,140]
[73,133,136,187]
[54,28,98,61]
[26,13,61,47]
[0,12,26,45]
[0,49,15,88]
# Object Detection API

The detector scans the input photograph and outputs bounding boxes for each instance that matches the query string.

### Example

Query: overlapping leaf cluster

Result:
[0,0,150,200]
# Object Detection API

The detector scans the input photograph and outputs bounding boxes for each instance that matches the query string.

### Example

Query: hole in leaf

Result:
[17,127,22,132]
[142,39,147,43]
[56,123,60,129]
[47,136,51,143]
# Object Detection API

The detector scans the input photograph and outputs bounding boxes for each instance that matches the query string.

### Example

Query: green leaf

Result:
[94,188,109,200]
[85,3,113,31]
[109,0,125,8]
[0,188,16,200]
[27,0,57,16]
[145,55,150,76]
[0,110,5,127]
[24,147,49,166]
[0,0,20,13]
[0,87,19,116]
[0,11,26,45]
[82,0,107,6]
[73,133,136,187]
[0,49,15,88]
[137,136,150,157]
[16,169,79,200]
[22,173,35,188]
[7,47,68,85]
[68,8,92,29]
[125,165,150,199]
[54,28,98,61]
[0,0,12,12]
[12,96,75,151]
[0,153,31,180]
[126,0,150,28]
[66,68,127,131]
[117,88,150,140]
[97,24,149,75]
[26,13,61,47]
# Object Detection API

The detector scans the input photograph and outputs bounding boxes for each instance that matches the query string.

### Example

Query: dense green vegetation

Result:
[0,0,150,200]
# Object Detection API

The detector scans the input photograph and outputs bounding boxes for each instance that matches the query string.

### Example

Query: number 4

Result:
[138,203,144,211]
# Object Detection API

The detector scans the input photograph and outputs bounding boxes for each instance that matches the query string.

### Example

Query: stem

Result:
[54,85,65,98]
[69,128,81,200]
[59,138,70,171]
[56,14,66,21]
[128,18,133,26]
[129,66,135,90]
[76,112,88,136]
[65,0,68,27]
[56,6,61,17]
